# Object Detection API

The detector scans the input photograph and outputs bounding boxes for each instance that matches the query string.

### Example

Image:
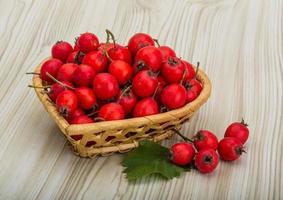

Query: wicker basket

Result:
[32,60,212,158]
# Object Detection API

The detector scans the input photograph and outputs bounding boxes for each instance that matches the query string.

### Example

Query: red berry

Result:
[48,81,73,102]
[108,60,133,85]
[218,137,244,161]
[51,41,73,62]
[158,46,176,61]
[154,76,167,103]
[66,108,85,122]
[75,87,97,110]
[40,58,63,83]
[66,51,84,64]
[98,42,115,52]
[184,79,202,95]
[161,84,186,110]
[134,46,162,72]
[195,148,219,173]
[56,90,78,116]
[132,70,158,98]
[161,57,185,83]
[171,142,195,166]
[72,64,96,87]
[74,43,79,51]
[186,90,198,103]
[98,103,125,121]
[193,130,218,151]
[76,32,99,53]
[82,51,108,73]
[182,61,196,82]
[70,115,93,124]
[133,98,159,117]
[224,120,249,144]
[117,89,137,115]
[93,73,119,100]
[128,33,155,55]
[108,45,132,64]
[56,63,78,82]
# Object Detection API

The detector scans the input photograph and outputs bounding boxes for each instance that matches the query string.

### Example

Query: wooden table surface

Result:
[0,0,282,199]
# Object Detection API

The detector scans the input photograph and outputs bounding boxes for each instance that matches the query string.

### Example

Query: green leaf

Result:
[122,140,184,180]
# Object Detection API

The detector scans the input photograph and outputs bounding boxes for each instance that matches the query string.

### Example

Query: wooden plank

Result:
[0,0,282,199]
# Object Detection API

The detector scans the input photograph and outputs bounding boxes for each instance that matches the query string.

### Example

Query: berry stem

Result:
[46,73,76,90]
[194,62,200,79]
[152,82,160,99]
[104,30,113,62]
[153,39,160,47]
[87,110,99,117]
[105,29,116,47]
[26,72,40,75]
[171,129,193,143]
[241,118,248,126]
[94,117,105,122]
[119,85,132,100]
[180,67,187,85]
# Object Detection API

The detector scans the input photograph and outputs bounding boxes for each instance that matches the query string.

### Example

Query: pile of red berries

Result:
[171,119,249,173]
[31,30,202,124]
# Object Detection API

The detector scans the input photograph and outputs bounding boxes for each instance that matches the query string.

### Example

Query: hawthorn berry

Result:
[195,148,219,173]
[171,142,195,166]
[224,119,249,144]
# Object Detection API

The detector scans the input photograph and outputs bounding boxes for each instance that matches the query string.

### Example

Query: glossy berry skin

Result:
[51,41,73,62]
[76,32,99,53]
[70,115,94,124]
[48,81,73,102]
[108,45,132,64]
[155,76,167,103]
[75,87,97,110]
[98,103,125,121]
[218,137,244,161]
[66,51,84,64]
[66,108,85,122]
[161,84,186,110]
[171,142,195,166]
[40,58,63,83]
[132,70,158,98]
[128,33,155,55]
[82,51,108,73]
[98,42,114,52]
[56,90,78,116]
[186,90,198,103]
[74,43,79,51]
[73,64,96,87]
[195,148,219,173]
[93,73,119,100]
[182,61,196,82]
[108,60,133,85]
[185,79,202,95]
[158,46,176,61]
[56,63,78,82]
[134,46,162,72]
[224,120,249,144]
[117,90,137,115]
[161,57,185,83]
[193,130,218,151]
[133,98,159,117]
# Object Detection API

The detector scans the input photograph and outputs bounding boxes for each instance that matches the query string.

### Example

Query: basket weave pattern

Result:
[32,60,211,158]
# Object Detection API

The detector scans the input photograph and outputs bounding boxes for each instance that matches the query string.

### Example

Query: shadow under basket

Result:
[32,60,212,158]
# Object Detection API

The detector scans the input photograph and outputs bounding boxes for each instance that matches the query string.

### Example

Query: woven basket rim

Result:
[32,58,211,135]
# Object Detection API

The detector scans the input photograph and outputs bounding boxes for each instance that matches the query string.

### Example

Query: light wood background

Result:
[0,0,282,199]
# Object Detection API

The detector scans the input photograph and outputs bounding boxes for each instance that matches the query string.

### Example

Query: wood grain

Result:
[0,0,282,199]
